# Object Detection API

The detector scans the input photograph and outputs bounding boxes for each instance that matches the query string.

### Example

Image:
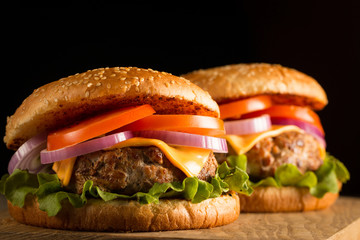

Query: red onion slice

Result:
[135,130,228,153]
[8,133,48,174]
[224,115,271,135]
[270,117,326,147]
[40,131,134,164]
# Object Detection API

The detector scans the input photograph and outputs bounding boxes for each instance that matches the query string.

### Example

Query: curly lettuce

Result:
[249,153,349,198]
[0,159,252,217]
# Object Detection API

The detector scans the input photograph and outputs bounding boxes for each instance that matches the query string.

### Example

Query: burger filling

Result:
[66,146,218,195]
[245,131,323,179]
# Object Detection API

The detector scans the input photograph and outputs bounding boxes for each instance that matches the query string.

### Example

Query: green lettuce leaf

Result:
[0,160,252,217]
[250,152,349,198]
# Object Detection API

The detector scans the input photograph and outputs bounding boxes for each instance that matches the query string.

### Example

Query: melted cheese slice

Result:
[224,125,326,159]
[53,138,211,186]
[224,125,304,155]
[52,157,76,186]
[107,138,211,177]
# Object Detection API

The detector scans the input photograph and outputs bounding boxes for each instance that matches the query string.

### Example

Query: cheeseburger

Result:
[1,67,252,231]
[183,63,349,212]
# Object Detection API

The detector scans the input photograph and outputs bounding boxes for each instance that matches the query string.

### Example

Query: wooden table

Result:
[0,196,359,239]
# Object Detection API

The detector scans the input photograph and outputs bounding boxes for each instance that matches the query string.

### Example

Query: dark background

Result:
[1,2,359,196]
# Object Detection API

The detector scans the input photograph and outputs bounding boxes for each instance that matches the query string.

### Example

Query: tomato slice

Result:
[242,105,324,135]
[116,115,225,136]
[47,104,155,151]
[219,95,272,120]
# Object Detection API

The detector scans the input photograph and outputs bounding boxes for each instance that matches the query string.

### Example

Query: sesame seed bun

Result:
[8,193,240,232]
[182,63,328,110]
[4,67,219,150]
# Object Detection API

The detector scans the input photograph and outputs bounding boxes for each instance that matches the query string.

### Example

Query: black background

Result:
[1,2,359,196]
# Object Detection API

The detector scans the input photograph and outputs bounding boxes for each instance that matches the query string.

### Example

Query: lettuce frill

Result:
[247,153,349,198]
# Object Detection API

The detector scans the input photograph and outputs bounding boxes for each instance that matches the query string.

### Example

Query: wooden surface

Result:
[0,196,360,240]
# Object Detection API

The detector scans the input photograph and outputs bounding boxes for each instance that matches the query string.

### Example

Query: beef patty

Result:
[245,131,323,178]
[66,146,218,195]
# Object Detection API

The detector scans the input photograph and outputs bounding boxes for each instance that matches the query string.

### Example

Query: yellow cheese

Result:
[224,125,305,155]
[107,138,211,177]
[52,157,76,186]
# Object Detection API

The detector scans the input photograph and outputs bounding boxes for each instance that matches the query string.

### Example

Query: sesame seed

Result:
[87,83,93,87]
[54,98,58,103]
[165,82,170,87]
[96,82,101,86]
[85,91,90,98]
[121,85,127,93]
[170,80,175,84]
[94,77,100,80]
[110,74,116,77]
[149,76,154,81]
[101,76,107,80]
[120,77,126,81]
[107,83,111,89]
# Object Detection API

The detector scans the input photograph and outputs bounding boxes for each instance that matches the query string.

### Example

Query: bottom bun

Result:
[8,193,240,232]
[239,185,340,212]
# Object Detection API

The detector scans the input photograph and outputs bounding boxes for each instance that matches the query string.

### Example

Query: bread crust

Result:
[7,193,240,232]
[182,63,328,110]
[238,185,340,212]
[4,67,219,150]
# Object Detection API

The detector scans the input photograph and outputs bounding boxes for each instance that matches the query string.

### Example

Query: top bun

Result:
[182,63,328,110]
[5,67,219,150]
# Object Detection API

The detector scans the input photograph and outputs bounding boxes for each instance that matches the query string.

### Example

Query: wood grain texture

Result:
[0,196,359,240]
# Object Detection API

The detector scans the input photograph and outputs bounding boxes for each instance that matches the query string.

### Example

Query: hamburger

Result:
[182,63,350,212]
[1,67,252,231]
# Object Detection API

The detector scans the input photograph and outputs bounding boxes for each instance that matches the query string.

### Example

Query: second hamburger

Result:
[183,63,350,212]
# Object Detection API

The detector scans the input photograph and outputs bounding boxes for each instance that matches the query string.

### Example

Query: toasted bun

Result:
[5,67,219,150]
[8,193,240,232]
[238,184,340,212]
[182,63,328,110]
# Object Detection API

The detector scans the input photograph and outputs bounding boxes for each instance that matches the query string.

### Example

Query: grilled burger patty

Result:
[66,146,218,195]
[215,131,323,179]
[245,131,323,178]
